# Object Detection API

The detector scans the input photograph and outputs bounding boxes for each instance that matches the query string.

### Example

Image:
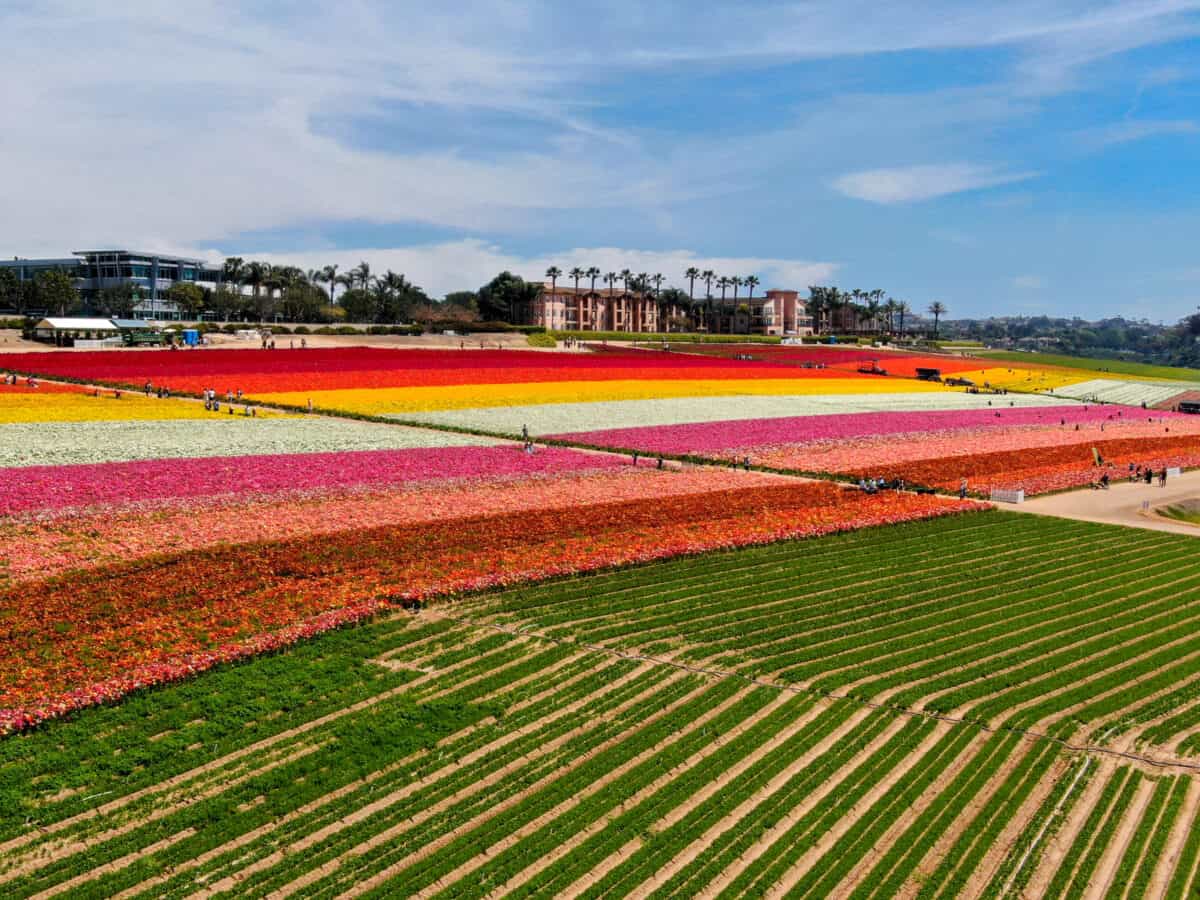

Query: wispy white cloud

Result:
[831,164,1041,204]
[218,240,840,298]
[1078,118,1199,148]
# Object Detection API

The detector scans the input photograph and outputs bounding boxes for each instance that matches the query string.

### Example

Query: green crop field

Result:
[974,349,1200,382]
[3,511,1200,897]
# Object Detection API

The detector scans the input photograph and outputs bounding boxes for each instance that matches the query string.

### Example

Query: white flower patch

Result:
[395,391,1069,437]
[0,418,498,468]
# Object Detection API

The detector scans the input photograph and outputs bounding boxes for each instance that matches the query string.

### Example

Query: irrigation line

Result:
[999,755,1091,898]
[427,609,1200,775]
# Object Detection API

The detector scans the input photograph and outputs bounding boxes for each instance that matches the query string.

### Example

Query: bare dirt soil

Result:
[1013,469,1200,537]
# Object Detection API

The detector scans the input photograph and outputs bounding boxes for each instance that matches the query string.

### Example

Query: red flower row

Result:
[0,482,979,732]
[0,347,849,394]
[847,433,1200,494]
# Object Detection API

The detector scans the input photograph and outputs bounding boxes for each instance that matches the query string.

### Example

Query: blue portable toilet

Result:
[182,328,200,346]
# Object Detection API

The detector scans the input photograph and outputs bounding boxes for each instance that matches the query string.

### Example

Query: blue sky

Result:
[4,1,1200,319]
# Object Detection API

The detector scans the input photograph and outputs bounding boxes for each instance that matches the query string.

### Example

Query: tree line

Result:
[1,256,953,336]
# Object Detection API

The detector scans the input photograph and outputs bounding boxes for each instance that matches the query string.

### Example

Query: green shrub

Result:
[292,325,310,335]
[526,332,557,348]
[550,330,782,345]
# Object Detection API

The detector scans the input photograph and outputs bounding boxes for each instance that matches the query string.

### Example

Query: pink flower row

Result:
[553,406,1168,457]
[1,466,783,584]
[756,419,1200,473]
[0,445,623,517]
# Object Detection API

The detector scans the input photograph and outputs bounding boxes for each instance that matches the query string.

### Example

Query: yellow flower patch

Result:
[0,392,280,423]
[254,377,952,415]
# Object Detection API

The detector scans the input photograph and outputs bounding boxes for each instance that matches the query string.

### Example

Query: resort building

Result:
[0,250,223,319]
[526,285,662,333]
[523,283,814,336]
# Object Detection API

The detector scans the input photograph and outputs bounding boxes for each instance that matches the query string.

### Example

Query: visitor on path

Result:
[307,398,313,414]
[289,339,294,349]
[632,452,639,466]
[744,456,752,471]
[1100,473,1109,489]
[959,477,968,500]
[657,456,664,469]
[1160,469,1168,488]
[301,337,307,349]
[522,424,529,440]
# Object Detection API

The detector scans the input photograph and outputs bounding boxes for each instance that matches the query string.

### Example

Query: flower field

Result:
[0,476,977,731]
[7,342,1200,896]
[6,512,1200,898]
[559,405,1200,494]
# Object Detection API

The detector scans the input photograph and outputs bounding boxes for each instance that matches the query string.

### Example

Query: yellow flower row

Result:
[253,377,951,415]
[969,367,1092,392]
[0,392,281,423]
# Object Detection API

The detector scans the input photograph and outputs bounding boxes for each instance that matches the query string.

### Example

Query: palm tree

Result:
[586,266,600,294]
[898,301,910,336]
[544,266,562,329]
[928,301,947,338]
[568,266,584,294]
[744,274,759,302]
[806,287,825,335]
[884,298,899,334]
[619,268,633,292]
[602,271,618,329]
[715,276,731,332]
[684,266,700,330]
[353,260,372,292]
[827,287,845,333]
[321,264,339,303]
[222,257,245,292]
[243,261,266,302]
[866,298,882,333]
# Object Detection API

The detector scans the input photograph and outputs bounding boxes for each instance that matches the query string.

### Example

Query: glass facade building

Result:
[0,249,223,319]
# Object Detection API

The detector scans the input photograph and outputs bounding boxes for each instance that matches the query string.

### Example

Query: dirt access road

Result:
[1011,468,1200,537]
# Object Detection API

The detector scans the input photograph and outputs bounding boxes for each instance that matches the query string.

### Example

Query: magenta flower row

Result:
[553,405,1178,456]
[0,444,621,516]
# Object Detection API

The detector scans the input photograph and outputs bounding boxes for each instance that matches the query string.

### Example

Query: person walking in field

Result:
[1160,469,1168,487]
[1146,468,1154,485]
[959,477,968,500]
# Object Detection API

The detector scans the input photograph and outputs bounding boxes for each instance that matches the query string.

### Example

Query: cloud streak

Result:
[831,164,1041,204]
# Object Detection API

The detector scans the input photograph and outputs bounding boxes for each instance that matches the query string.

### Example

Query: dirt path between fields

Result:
[198,660,665,898]
[1150,779,1200,898]
[1087,777,1155,898]
[427,610,1200,775]
[312,673,711,900]
[1025,757,1117,897]
[569,698,836,899]
[416,685,783,899]
[1012,470,1200,537]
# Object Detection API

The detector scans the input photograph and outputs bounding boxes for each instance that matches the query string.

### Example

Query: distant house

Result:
[33,317,121,345]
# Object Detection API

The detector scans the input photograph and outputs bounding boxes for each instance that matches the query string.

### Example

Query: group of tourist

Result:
[860,476,909,495]
[201,386,256,416]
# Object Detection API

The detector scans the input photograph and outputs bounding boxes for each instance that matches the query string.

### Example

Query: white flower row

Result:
[1049,378,1196,408]
[0,418,497,468]
[397,391,1069,436]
